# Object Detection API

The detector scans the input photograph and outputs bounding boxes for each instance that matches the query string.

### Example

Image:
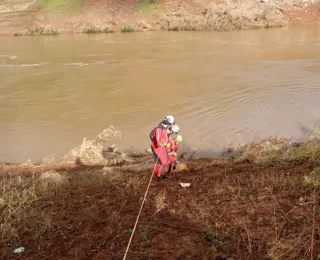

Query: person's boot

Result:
[173,162,177,170]
[160,165,167,179]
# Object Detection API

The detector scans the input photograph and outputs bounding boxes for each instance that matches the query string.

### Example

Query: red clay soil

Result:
[287,3,320,26]
[1,0,320,35]
[1,158,320,260]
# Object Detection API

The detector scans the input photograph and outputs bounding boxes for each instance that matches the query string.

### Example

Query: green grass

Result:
[85,27,114,34]
[135,0,160,13]
[39,0,84,13]
[121,26,135,33]
[41,0,70,8]
[14,28,60,36]
[26,27,60,36]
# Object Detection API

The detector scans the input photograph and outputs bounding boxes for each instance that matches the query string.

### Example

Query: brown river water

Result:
[1,24,320,162]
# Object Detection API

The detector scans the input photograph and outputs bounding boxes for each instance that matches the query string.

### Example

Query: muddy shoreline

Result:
[1,134,319,176]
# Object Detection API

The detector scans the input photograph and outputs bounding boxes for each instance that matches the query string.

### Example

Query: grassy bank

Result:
[1,129,320,259]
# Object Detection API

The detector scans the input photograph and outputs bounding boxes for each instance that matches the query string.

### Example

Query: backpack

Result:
[149,127,156,141]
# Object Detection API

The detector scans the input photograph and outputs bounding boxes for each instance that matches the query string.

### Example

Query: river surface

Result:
[1,24,320,162]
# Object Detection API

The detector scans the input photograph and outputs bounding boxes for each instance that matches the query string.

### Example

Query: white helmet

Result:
[171,124,180,134]
[165,115,175,125]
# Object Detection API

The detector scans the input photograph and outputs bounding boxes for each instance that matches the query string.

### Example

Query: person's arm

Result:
[171,143,177,156]
[155,128,167,147]
[174,143,178,153]
[155,128,161,143]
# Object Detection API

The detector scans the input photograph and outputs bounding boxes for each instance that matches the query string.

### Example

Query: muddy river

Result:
[1,24,320,162]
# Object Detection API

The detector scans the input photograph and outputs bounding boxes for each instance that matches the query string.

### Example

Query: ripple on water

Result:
[0,63,45,68]
[0,55,18,59]
[1,28,320,162]
[64,61,112,66]
[82,54,113,56]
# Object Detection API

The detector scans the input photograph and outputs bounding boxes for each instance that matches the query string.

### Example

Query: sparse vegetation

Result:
[125,228,133,234]
[121,25,136,33]
[39,0,85,13]
[225,132,320,166]
[141,230,150,245]
[26,27,60,36]
[154,190,166,212]
[1,128,320,259]
[159,0,290,32]
[135,0,159,13]
[304,167,320,187]
[13,28,60,36]
[85,27,114,34]
[61,126,123,165]
[2,0,320,35]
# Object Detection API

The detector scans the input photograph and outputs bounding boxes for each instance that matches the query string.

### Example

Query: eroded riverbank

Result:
[0,0,319,35]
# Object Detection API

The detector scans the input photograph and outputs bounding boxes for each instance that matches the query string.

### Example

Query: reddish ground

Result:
[1,157,319,260]
[288,3,320,25]
[0,0,320,35]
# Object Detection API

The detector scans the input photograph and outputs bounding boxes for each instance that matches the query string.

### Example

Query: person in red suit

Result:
[150,115,175,178]
[166,125,182,175]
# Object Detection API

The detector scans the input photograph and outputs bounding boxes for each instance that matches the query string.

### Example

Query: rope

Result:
[122,148,163,260]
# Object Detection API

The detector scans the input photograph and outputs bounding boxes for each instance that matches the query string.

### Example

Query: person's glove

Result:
[160,142,168,148]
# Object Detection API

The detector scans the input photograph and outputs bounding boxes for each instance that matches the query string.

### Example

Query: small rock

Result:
[145,148,152,154]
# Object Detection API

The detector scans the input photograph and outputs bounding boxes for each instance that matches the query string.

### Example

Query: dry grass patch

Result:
[84,27,114,34]
[225,125,320,165]
[37,170,68,192]
[304,167,320,187]
[0,172,66,250]
[175,162,189,172]
[62,126,124,165]
[14,27,60,36]
[154,190,167,213]
[1,156,319,259]
[0,168,151,259]
[158,0,293,32]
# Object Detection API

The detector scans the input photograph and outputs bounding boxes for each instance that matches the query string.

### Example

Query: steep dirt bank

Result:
[1,136,320,259]
[0,0,319,35]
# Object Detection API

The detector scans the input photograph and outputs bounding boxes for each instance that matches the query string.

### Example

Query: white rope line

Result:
[122,148,163,260]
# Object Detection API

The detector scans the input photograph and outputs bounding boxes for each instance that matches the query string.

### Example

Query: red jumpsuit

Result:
[151,125,170,178]
[167,138,178,175]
